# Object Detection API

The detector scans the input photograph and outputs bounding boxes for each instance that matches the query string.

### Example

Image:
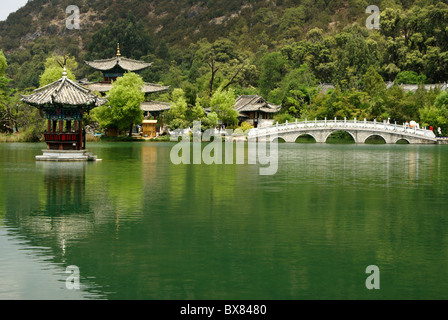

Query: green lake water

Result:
[1,142,448,300]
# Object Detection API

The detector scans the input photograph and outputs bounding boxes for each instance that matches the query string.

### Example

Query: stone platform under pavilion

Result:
[35,150,101,162]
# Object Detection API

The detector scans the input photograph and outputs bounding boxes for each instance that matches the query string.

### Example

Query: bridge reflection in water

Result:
[249,118,437,144]
[1,143,448,299]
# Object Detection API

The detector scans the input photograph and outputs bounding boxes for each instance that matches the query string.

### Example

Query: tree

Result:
[363,66,386,98]
[0,50,6,77]
[0,51,17,133]
[39,55,77,86]
[431,91,448,134]
[279,7,306,39]
[86,11,154,60]
[93,72,145,137]
[258,52,287,97]
[192,38,247,97]
[210,89,238,127]
[380,8,402,40]
[165,88,189,130]
[384,84,407,122]
[280,64,318,117]
[395,71,426,84]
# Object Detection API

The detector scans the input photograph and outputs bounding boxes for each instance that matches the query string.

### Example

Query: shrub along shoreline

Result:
[0,133,172,143]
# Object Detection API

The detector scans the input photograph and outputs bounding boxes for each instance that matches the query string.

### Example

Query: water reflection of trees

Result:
[2,144,448,299]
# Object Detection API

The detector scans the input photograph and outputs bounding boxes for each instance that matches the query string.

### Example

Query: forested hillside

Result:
[2,0,448,138]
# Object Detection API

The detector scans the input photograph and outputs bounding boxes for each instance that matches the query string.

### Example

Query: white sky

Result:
[0,0,29,21]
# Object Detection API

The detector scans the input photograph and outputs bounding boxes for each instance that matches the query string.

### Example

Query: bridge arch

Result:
[294,133,317,143]
[396,138,410,144]
[272,137,286,143]
[324,130,356,144]
[364,134,387,144]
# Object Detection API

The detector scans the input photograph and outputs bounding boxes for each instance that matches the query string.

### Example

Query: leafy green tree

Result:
[86,11,154,60]
[210,89,238,127]
[419,105,442,128]
[202,112,219,130]
[431,91,448,134]
[191,38,247,98]
[93,72,145,136]
[395,71,426,84]
[384,84,407,122]
[279,64,319,117]
[0,50,6,77]
[380,8,402,40]
[0,52,17,133]
[258,52,287,97]
[279,7,306,39]
[363,66,386,97]
[191,100,205,120]
[165,88,189,130]
[273,113,294,124]
[39,55,77,86]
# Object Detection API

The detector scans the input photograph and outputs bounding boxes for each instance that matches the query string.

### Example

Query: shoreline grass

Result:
[0,133,33,143]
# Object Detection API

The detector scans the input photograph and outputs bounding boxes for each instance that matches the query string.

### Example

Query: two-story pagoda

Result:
[83,44,169,97]
[83,44,170,137]
[21,68,106,161]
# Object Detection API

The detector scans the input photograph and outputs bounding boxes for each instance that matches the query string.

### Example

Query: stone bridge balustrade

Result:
[248,118,437,144]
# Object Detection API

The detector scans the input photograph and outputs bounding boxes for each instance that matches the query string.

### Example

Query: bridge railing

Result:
[249,118,436,139]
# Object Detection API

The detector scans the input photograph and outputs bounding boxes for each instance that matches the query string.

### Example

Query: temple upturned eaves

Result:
[21,68,106,158]
[22,76,106,109]
[83,44,169,94]
[84,44,171,137]
[83,81,170,94]
[85,57,152,73]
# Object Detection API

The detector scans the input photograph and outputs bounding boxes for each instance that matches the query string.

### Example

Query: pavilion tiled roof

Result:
[318,83,335,94]
[140,101,171,112]
[234,95,281,114]
[84,57,152,72]
[21,73,107,109]
[82,82,170,94]
[142,83,170,94]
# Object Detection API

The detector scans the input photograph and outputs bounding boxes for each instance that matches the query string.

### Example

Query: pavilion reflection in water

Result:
[38,162,88,216]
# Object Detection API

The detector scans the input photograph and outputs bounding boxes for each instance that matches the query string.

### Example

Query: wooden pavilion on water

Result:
[83,44,170,136]
[21,67,107,161]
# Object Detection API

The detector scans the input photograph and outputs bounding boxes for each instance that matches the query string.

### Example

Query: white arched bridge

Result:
[248,118,437,144]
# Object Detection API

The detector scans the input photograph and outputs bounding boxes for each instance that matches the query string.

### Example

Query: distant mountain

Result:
[0,0,381,53]
[1,0,447,90]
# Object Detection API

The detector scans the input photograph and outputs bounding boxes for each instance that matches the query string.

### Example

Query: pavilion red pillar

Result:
[79,108,84,150]
[78,120,83,151]
[59,120,64,150]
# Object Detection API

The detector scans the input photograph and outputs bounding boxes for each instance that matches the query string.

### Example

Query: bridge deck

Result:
[248,119,437,144]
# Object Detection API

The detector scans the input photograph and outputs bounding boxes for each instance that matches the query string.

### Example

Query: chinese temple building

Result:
[83,44,170,136]
[85,44,152,85]
[233,95,281,128]
[21,67,106,161]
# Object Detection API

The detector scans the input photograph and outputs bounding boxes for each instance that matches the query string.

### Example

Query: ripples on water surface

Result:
[1,142,448,299]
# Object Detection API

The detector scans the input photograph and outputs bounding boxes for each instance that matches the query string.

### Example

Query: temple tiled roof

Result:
[142,83,170,94]
[234,95,281,114]
[21,73,107,109]
[140,101,171,112]
[85,57,152,72]
[83,82,170,94]
[318,83,335,94]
